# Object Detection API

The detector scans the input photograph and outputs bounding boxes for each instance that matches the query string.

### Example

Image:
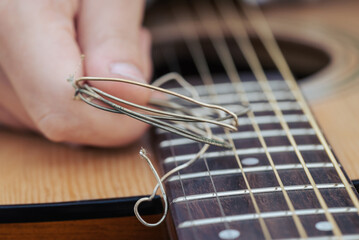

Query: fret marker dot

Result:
[242,157,259,166]
[315,221,332,231]
[218,229,240,239]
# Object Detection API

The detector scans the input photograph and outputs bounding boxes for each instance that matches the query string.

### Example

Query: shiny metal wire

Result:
[68,72,248,227]
[69,72,248,148]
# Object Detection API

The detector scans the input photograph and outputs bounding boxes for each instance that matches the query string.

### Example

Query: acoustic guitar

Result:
[1,0,359,239]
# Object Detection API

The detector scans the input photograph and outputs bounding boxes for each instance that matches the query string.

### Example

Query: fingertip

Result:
[139,28,153,81]
[78,0,153,106]
[84,52,152,105]
[110,62,146,84]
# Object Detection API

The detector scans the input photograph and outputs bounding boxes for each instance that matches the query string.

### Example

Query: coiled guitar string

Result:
[68,71,249,226]
[69,72,248,148]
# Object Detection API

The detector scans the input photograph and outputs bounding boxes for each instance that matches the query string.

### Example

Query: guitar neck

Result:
[153,73,359,239]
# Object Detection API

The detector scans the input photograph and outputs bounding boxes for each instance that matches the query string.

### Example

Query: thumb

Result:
[78,0,152,106]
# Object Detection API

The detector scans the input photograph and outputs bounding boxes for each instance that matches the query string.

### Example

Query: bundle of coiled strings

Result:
[68,72,249,226]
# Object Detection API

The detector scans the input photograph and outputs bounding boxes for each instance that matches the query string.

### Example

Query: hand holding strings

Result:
[0,0,152,146]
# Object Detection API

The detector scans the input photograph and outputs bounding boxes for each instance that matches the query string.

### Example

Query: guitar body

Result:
[0,0,358,239]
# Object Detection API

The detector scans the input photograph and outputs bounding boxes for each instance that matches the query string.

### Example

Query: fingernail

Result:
[110,62,146,83]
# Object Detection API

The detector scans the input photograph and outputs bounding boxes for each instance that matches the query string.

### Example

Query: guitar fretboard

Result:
[154,74,359,239]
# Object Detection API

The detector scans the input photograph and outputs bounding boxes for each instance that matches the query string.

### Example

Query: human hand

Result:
[0,0,152,146]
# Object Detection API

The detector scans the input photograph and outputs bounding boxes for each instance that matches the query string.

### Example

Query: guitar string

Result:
[170,1,231,233]
[203,1,308,238]
[160,46,201,238]
[172,1,272,239]
[241,1,359,215]
[198,0,307,237]
[200,143,232,230]
[229,1,340,236]
[239,1,344,236]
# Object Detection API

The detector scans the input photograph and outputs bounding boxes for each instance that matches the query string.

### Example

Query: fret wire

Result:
[160,47,200,239]
[162,80,292,96]
[164,101,301,116]
[223,0,342,236]
[241,1,359,216]
[178,207,358,229]
[157,114,309,136]
[199,1,307,238]
[160,128,316,148]
[168,162,337,182]
[172,2,272,239]
[164,145,325,164]
[173,183,346,203]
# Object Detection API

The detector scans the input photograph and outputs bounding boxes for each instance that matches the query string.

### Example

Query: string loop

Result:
[69,70,247,227]
[69,72,248,149]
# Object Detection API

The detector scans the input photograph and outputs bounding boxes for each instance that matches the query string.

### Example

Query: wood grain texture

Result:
[0,215,168,240]
[311,86,359,180]
[0,127,158,204]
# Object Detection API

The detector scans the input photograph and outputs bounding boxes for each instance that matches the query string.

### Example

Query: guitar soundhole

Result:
[153,36,330,82]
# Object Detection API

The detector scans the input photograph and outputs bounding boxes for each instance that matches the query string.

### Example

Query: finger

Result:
[0,106,26,129]
[140,28,153,80]
[0,1,148,146]
[78,0,152,105]
[0,67,36,129]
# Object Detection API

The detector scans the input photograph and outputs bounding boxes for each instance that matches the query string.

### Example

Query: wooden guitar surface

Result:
[0,0,358,239]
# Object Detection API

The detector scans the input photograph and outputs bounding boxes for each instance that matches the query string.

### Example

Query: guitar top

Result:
[0,0,359,239]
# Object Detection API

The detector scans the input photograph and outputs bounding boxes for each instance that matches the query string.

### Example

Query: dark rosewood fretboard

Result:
[154,73,359,240]
[149,1,359,239]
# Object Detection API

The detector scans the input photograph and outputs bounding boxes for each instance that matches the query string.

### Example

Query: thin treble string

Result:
[242,1,359,215]
[200,1,306,238]
[170,3,216,97]
[159,46,200,238]
[172,1,272,239]
[171,1,232,232]
[239,1,342,236]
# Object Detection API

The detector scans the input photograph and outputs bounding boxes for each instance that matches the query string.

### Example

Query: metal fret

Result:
[164,145,325,164]
[166,80,289,96]
[177,207,357,229]
[177,101,301,116]
[198,91,295,104]
[172,183,345,203]
[168,162,336,182]
[160,128,315,148]
[156,114,309,135]
[282,235,359,240]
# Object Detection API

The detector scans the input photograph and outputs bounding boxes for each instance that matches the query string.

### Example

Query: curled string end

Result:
[134,148,168,227]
